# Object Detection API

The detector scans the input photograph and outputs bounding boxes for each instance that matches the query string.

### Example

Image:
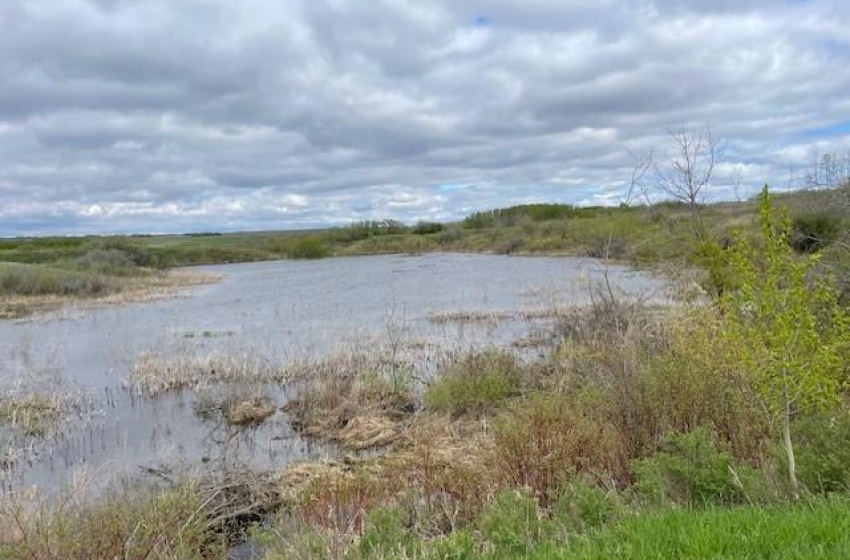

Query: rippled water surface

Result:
[0,253,670,492]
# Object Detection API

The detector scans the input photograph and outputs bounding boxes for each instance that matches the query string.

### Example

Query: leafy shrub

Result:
[463,204,575,229]
[425,350,523,415]
[634,429,749,506]
[478,489,542,554]
[281,236,330,259]
[73,249,138,275]
[551,479,623,533]
[791,411,850,494]
[0,263,114,297]
[790,212,841,253]
[359,506,419,558]
[411,221,445,235]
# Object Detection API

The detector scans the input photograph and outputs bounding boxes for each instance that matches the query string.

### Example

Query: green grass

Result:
[526,498,850,560]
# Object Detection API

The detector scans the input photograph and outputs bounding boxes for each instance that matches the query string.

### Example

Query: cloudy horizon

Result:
[1,0,849,236]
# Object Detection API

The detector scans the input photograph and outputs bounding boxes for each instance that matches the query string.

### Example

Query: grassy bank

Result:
[2,185,849,318]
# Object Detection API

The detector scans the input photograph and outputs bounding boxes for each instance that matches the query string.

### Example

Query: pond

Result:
[0,253,670,493]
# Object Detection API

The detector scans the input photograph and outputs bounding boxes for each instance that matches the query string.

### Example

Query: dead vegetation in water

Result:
[129,349,283,395]
[282,351,417,450]
[276,414,497,532]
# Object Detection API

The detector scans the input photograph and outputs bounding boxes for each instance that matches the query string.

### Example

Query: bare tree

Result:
[654,124,720,234]
[620,147,654,207]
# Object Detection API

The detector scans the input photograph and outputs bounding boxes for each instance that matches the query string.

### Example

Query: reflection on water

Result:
[0,253,670,492]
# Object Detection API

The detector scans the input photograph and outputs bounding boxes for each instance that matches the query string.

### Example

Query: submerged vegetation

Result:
[2,185,850,558]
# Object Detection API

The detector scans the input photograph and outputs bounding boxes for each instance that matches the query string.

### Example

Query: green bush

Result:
[281,236,330,259]
[425,350,523,415]
[72,249,139,275]
[634,429,751,506]
[0,263,114,297]
[358,506,419,558]
[790,212,841,253]
[791,411,850,494]
[478,489,542,554]
[551,480,623,534]
[412,221,445,235]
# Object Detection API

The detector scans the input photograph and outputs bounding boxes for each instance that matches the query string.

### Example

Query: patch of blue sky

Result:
[803,119,850,138]
[474,15,489,27]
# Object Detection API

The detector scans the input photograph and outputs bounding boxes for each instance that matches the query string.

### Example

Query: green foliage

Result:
[477,489,542,555]
[790,212,842,253]
[551,480,623,533]
[721,186,850,492]
[463,204,576,229]
[333,220,409,241]
[425,350,523,415]
[359,507,419,558]
[792,411,850,494]
[634,429,747,506]
[278,236,330,259]
[411,221,445,235]
[0,262,115,297]
[723,186,849,417]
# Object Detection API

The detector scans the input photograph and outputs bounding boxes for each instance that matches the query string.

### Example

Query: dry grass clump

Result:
[129,349,283,395]
[0,480,225,559]
[224,397,277,427]
[276,415,498,535]
[0,393,66,438]
[282,351,416,450]
[192,386,278,427]
[0,468,279,558]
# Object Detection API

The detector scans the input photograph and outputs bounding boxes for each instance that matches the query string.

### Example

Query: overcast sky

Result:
[1,0,849,236]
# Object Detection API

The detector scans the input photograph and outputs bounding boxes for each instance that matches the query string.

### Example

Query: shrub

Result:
[791,411,850,494]
[478,489,542,555]
[73,249,138,275]
[281,236,330,259]
[551,479,623,534]
[790,212,841,253]
[493,394,630,504]
[411,221,445,235]
[634,429,750,506]
[425,350,523,415]
[358,506,419,558]
[0,263,114,297]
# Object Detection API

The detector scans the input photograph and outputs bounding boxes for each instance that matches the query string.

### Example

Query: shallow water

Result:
[0,253,669,493]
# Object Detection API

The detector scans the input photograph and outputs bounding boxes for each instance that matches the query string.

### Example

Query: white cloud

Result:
[0,0,848,235]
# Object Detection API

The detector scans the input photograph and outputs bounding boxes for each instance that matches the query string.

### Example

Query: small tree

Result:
[654,124,720,236]
[722,186,850,495]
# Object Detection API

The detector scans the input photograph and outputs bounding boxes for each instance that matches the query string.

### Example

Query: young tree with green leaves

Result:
[722,186,850,495]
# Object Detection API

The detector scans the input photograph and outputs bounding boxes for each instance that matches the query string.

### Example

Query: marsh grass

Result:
[129,348,283,396]
[425,350,524,416]
[283,350,416,450]
[193,384,278,427]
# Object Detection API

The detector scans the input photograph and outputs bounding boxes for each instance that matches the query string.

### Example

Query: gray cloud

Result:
[1,0,849,235]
